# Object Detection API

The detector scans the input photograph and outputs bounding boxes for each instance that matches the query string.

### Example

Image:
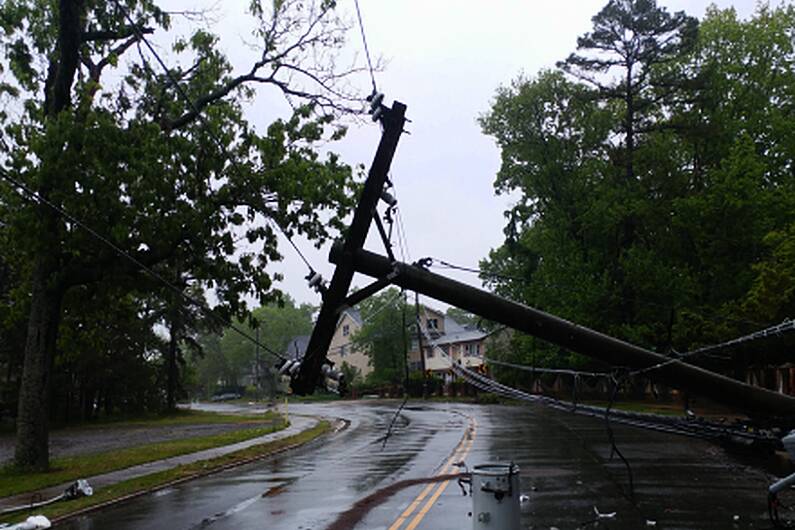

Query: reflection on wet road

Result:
[61,402,470,530]
[61,401,777,529]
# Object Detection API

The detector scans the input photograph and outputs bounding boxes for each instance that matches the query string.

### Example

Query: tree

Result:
[480,3,795,375]
[1,0,362,469]
[216,296,314,392]
[559,0,698,182]
[352,288,408,386]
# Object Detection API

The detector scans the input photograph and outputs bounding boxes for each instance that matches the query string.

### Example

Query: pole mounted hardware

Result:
[290,96,407,395]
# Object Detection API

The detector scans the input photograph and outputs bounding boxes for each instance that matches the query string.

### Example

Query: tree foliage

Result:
[352,288,408,386]
[480,3,795,370]
[0,0,363,469]
[188,296,313,398]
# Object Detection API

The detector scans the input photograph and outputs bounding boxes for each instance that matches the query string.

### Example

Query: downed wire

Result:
[605,374,635,504]
[450,361,779,447]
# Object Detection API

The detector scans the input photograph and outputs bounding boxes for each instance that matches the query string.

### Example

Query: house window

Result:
[340,344,347,357]
[465,343,481,356]
[426,347,434,358]
[342,324,350,337]
[427,318,438,330]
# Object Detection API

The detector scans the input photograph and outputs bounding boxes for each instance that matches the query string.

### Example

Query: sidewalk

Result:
[0,415,319,512]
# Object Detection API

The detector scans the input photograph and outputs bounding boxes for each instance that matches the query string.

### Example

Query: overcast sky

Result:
[170,0,766,311]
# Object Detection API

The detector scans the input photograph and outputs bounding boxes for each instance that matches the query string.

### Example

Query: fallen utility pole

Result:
[329,244,795,420]
[292,97,407,395]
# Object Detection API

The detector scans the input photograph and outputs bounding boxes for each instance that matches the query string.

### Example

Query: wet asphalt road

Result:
[59,401,780,530]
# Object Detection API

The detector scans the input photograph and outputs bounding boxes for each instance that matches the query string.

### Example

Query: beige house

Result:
[326,308,373,378]
[408,306,488,374]
[288,305,488,383]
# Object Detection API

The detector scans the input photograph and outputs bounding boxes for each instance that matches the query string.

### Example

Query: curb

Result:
[43,417,345,525]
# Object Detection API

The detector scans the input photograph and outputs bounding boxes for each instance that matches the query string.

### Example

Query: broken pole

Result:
[329,244,795,419]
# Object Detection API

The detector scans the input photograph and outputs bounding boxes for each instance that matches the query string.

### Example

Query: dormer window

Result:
[427,318,438,330]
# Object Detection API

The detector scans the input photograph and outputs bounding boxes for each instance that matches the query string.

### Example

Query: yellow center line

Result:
[388,417,477,530]
[404,433,476,530]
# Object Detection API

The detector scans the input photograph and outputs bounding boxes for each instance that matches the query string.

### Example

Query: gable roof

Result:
[414,310,489,345]
[284,335,310,359]
[340,307,362,326]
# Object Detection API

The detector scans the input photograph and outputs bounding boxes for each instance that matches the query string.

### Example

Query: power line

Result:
[629,319,795,378]
[382,290,410,450]
[484,357,610,379]
[353,0,377,94]
[0,168,287,361]
[360,288,403,324]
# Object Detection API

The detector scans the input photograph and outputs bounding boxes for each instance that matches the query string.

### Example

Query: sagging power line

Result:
[0,168,289,362]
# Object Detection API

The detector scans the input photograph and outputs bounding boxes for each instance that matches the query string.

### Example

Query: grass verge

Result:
[57,408,280,429]
[0,414,285,498]
[0,420,331,525]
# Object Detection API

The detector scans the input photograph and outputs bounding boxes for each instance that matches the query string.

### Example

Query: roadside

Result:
[0,406,338,526]
[0,409,282,464]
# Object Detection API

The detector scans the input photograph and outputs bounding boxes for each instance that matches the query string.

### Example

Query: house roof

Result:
[432,327,488,346]
[340,308,362,326]
[418,314,488,346]
[284,335,310,359]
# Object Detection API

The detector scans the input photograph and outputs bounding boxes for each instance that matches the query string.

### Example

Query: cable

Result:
[409,319,777,447]
[360,288,403,325]
[484,357,610,379]
[605,374,636,505]
[353,0,377,94]
[628,319,795,379]
[0,168,287,362]
[380,290,410,450]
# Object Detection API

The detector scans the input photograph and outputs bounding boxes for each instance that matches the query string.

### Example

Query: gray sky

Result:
[174,0,764,311]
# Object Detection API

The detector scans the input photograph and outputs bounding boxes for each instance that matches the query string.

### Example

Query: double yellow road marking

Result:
[388,417,477,530]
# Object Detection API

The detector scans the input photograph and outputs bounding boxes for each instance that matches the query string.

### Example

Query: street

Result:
[60,401,779,529]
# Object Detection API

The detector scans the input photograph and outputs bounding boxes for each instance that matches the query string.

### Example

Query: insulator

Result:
[278,360,293,375]
[307,272,323,288]
[289,361,301,376]
[381,190,397,207]
[368,92,384,112]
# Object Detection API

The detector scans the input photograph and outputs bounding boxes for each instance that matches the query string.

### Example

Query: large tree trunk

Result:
[166,324,179,411]
[14,256,63,470]
[14,0,84,470]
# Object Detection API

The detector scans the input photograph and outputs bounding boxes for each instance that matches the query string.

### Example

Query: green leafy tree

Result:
[352,288,408,386]
[0,0,362,470]
[480,3,795,375]
[559,0,698,182]
[216,296,314,391]
[339,361,363,388]
[445,307,479,328]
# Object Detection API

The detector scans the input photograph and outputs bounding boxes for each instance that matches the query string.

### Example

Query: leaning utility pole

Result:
[292,96,407,395]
